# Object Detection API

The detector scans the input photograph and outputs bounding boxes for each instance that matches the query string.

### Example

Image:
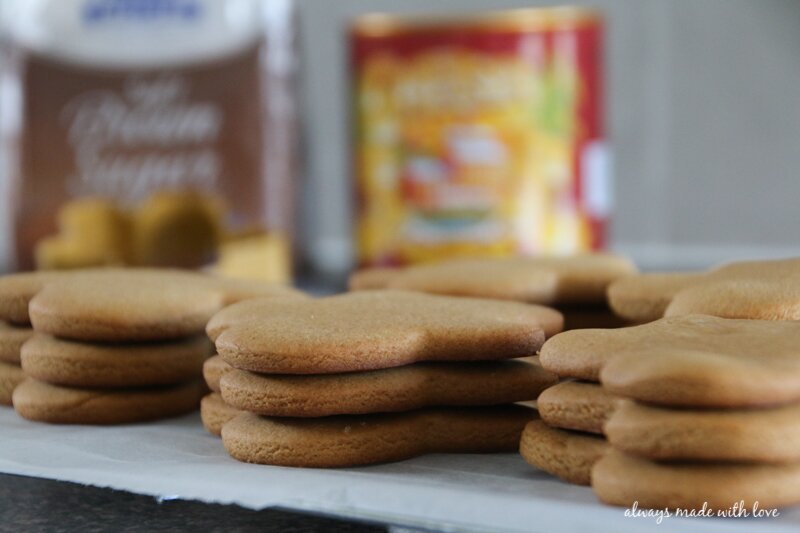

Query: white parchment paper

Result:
[0,408,798,532]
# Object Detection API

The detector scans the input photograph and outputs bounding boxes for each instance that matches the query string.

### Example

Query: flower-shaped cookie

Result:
[208,290,563,374]
[607,257,800,322]
[349,254,637,304]
[0,268,305,341]
[541,314,800,407]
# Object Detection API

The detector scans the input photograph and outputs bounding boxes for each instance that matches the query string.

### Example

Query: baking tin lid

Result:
[351,6,601,37]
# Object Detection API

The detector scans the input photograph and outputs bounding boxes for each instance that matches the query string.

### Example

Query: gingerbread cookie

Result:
[13,378,203,424]
[607,257,800,323]
[605,399,800,463]
[598,317,800,408]
[200,392,243,436]
[519,419,608,486]
[29,270,224,341]
[2,268,304,342]
[20,334,211,388]
[0,271,69,325]
[209,291,561,374]
[606,272,704,323]
[0,321,33,364]
[203,355,234,392]
[222,405,535,467]
[349,254,637,305]
[540,314,800,393]
[0,360,25,406]
[592,450,800,511]
[537,381,619,434]
[220,359,557,417]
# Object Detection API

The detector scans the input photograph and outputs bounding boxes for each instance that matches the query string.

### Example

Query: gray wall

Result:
[297,0,800,273]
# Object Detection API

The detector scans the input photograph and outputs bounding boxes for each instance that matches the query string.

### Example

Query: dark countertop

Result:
[0,473,389,533]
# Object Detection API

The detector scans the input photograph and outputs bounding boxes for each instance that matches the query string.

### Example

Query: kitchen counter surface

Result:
[0,473,385,532]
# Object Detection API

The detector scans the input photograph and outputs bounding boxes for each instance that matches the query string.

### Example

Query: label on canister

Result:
[351,8,607,266]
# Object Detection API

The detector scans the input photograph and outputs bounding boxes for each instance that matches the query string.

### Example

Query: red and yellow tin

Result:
[351,7,608,267]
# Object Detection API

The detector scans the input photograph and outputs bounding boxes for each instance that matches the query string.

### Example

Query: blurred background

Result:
[298,0,800,275]
[1,0,799,283]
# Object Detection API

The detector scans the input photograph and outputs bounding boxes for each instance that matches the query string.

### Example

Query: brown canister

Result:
[0,0,297,281]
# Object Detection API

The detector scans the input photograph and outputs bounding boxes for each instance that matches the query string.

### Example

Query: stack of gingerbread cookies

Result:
[0,268,302,423]
[596,316,800,511]
[200,355,241,435]
[0,272,65,407]
[0,321,33,406]
[345,254,635,476]
[519,380,616,485]
[523,257,800,510]
[539,314,800,511]
[203,290,561,467]
[520,307,624,485]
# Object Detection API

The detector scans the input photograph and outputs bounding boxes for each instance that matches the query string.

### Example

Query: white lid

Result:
[1,0,264,68]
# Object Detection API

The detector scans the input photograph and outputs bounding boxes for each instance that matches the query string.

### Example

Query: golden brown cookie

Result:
[540,314,800,396]
[519,419,608,486]
[537,381,619,434]
[592,450,800,511]
[599,317,800,408]
[13,378,203,424]
[203,355,234,392]
[540,326,641,382]
[209,291,561,374]
[349,254,637,305]
[220,359,557,417]
[222,405,535,467]
[200,392,243,437]
[665,277,800,321]
[0,271,70,325]
[0,321,33,364]
[606,272,704,323]
[0,360,25,406]
[607,257,800,323]
[605,399,800,463]
[657,257,800,318]
[28,269,222,341]
[12,268,304,342]
[20,334,211,388]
